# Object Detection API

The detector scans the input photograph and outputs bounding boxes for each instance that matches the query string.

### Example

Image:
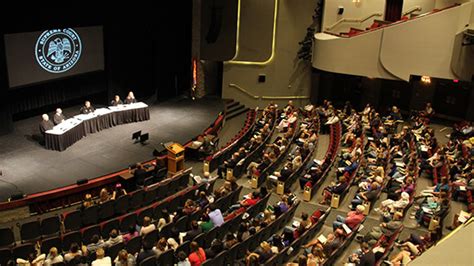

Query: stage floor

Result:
[0,97,223,201]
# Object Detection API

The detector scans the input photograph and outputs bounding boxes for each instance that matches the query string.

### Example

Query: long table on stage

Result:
[45,102,150,151]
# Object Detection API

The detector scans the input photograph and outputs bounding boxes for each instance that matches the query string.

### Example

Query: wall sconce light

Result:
[352,0,362,6]
[421,75,431,84]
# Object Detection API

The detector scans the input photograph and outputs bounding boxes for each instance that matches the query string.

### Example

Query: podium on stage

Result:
[166,143,185,175]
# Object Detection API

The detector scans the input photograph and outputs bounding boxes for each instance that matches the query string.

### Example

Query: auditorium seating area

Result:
[0,100,472,265]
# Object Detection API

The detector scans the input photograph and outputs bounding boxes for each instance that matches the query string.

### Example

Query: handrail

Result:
[322,3,461,38]
[402,6,422,17]
[229,83,259,99]
[228,83,310,100]
[326,12,383,31]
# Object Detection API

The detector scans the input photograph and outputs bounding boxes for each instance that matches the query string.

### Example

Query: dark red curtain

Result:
[385,0,404,22]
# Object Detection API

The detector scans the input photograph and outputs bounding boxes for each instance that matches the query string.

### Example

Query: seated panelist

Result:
[39,114,54,135]
[80,101,95,114]
[53,108,66,125]
[124,91,137,104]
[110,95,123,106]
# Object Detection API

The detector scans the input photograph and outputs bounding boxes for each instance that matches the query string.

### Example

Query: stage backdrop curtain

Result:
[8,72,107,117]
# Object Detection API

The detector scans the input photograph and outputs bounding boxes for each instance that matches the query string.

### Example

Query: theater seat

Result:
[40,215,61,237]
[19,220,41,243]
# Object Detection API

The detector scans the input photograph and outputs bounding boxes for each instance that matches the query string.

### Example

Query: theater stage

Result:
[0,97,223,202]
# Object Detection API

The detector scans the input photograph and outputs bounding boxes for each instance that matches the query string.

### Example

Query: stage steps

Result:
[224,99,249,121]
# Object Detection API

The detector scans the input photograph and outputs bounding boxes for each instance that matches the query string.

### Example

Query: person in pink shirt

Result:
[332,205,365,230]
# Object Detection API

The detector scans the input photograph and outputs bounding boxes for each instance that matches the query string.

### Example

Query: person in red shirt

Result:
[241,192,260,207]
[188,241,206,266]
[332,205,365,231]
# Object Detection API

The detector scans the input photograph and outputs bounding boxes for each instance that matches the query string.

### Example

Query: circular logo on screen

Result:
[35,28,82,73]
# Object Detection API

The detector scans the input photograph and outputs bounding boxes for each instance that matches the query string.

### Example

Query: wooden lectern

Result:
[166,143,185,175]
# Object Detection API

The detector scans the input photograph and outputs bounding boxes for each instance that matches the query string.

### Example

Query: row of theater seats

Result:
[0,170,191,248]
[280,117,320,194]
[201,195,298,265]
[265,207,331,265]
[336,129,365,205]
[233,109,279,178]
[306,121,342,200]
[138,189,271,266]
[253,118,299,188]
[0,172,203,265]
[206,109,256,172]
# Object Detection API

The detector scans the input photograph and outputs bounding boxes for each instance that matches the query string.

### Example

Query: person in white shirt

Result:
[92,248,112,266]
[104,229,123,248]
[140,216,156,236]
[44,247,63,266]
[16,253,46,266]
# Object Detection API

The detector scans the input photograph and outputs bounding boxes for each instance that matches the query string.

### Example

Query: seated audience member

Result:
[188,241,206,266]
[17,253,46,266]
[111,182,127,200]
[53,108,66,125]
[80,100,95,114]
[92,247,111,266]
[305,228,345,257]
[237,222,250,242]
[64,243,82,262]
[114,249,136,266]
[300,212,312,229]
[104,229,123,248]
[44,247,63,265]
[223,233,238,249]
[39,114,54,135]
[349,181,381,210]
[183,220,203,242]
[377,192,410,214]
[87,234,105,254]
[360,212,403,246]
[167,238,180,251]
[183,199,198,215]
[98,188,111,204]
[293,223,308,240]
[196,191,210,208]
[122,225,139,243]
[153,237,168,256]
[81,193,94,211]
[205,239,224,259]
[110,95,123,106]
[177,251,191,266]
[246,241,275,264]
[320,175,349,205]
[387,245,412,266]
[125,91,137,104]
[352,242,375,266]
[140,216,156,236]
[227,191,260,212]
[136,241,155,265]
[133,163,147,187]
[199,214,214,232]
[207,203,224,227]
[157,208,174,231]
[332,205,365,231]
